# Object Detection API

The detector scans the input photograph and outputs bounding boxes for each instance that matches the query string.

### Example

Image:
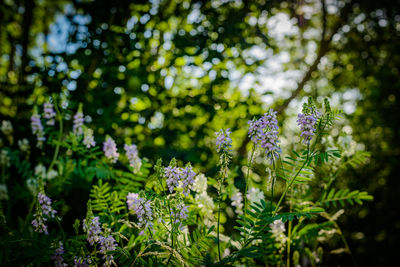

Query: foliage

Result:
[1,0,398,265]
[0,96,373,266]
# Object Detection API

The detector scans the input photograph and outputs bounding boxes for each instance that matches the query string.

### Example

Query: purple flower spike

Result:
[215,128,232,154]
[124,144,141,173]
[31,114,46,147]
[127,193,154,235]
[297,108,319,145]
[103,137,119,163]
[43,103,56,126]
[73,111,84,136]
[99,235,117,267]
[248,109,281,161]
[164,165,196,196]
[83,216,102,246]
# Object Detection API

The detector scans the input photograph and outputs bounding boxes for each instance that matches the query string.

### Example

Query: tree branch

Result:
[275,0,353,115]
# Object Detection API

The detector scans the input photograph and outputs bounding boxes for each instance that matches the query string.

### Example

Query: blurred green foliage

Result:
[0,0,399,265]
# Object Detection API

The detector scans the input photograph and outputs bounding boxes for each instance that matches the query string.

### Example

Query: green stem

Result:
[273,145,309,217]
[48,103,63,171]
[56,216,65,238]
[217,161,228,262]
[269,159,277,215]
[287,188,293,267]
[217,194,222,262]
[243,145,256,226]
[243,147,310,249]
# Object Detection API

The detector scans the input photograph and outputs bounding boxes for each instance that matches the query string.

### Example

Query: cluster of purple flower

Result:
[43,102,56,126]
[296,107,320,145]
[32,192,57,234]
[248,109,281,161]
[215,128,232,154]
[82,216,118,266]
[171,203,189,230]
[73,256,90,267]
[103,137,120,163]
[38,192,57,218]
[124,144,142,172]
[83,216,102,245]
[31,114,46,147]
[164,165,196,196]
[31,215,48,234]
[99,235,118,267]
[73,111,85,136]
[127,193,153,235]
[51,241,67,267]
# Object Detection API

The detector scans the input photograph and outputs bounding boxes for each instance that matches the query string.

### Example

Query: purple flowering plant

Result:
[0,95,374,266]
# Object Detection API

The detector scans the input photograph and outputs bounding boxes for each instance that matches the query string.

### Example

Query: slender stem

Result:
[243,144,256,223]
[56,217,65,238]
[287,188,293,267]
[156,168,175,267]
[217,193,222,261]
[48,103,63,171]
[217,161,228,262]
[269,159,276,214]
[243,146,310,249]
[273,145,309,217]
[272,162,305,217]
[166,204,179,267]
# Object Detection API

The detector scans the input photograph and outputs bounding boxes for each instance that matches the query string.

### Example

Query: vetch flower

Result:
[171,203,189,230]
[83,216,103,245]
[246,187,265,206]
[248,109,281,161]
[73,111,84,136]
[31,214,48,234]
[99,235,117,267]
[32,192,57,234]
[103,136,119,163]
[43,102,56,126]
[83,128,96,148]
[165,166,182,194]
[194,192,214,215]
[180,165,196,196]
[127,193,154,235]
[165,165,196,196]
[269,219,287,249]
[37,192,57,218]
[231,191,244,215]
[51,241,67,267]
[297,110,319,145]
[31,113,46,148]
[73,256,90,267]
[215,128,232,154]
[191,173,208,193]
[124,144,141,173]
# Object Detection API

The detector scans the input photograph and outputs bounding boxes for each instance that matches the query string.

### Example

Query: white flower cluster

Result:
[269,219,287,249]
[192,174,215,215]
